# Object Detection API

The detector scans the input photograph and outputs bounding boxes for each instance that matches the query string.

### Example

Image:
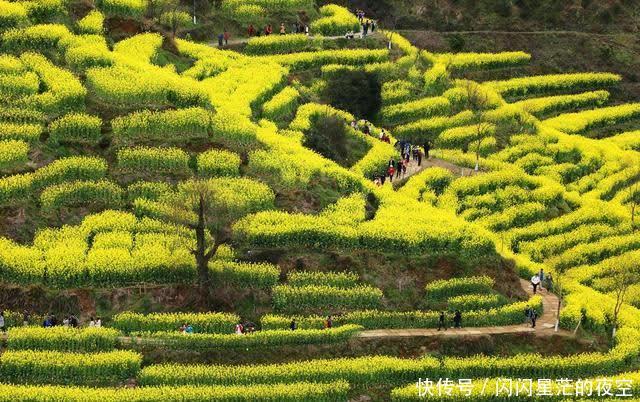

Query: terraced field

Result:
[0,0,639,400]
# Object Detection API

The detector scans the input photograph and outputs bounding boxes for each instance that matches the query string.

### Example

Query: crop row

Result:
[378,96,451,126]
[262,86,300,123]
[0,139,29,170]
[391,371,640,401]
[258,48,389,71]
[544,102,640,134]
[262,296,542,329]
[138,326,636,388]
[7,326,120,352]
[0,156,107,206]
[435,51,530,72]
[272,284,383,312]
[0,350,141,386]
[130,325,362,350]
[245,34,321,55]
[511,90,609,117]
[0,382,350,401]
[311,4,360,36]
[425,276,494,301]
[287,271,360,288]
[112,108,212,145]
[486,72,621,98]
[113,311,239,334]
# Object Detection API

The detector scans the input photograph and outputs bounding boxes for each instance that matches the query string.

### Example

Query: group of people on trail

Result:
[373,142,426,186]
[289,315,332,331]
[355,9,376,37]
[246,21,310,39]
[0,310,87,330]
[525,305,538,328]
[531,269,553,295]
[351,120,392,144]
[437,310,463,331]
[235,321,257,335]
[179,323,194,334]
[217,30,231,46]
[44,314,85,328]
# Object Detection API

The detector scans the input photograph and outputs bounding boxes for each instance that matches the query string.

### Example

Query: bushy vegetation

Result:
[1,5,640,400]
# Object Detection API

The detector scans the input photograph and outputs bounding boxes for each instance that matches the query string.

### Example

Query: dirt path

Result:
[381,155,482,188]
[397,29,623,37]
[209,30,382,48]
[358,278,569,339]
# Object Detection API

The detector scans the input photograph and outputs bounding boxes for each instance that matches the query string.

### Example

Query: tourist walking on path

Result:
[248,24,256,37]
[524,305,531,324]
[531,309,538,328]
[531,274,541,294]
[290,319,297,331]
[223,30,230,45]
[217,32,224,47]
[453,310,462,328]
[539,269,545,291]
[424,142,432,159]
[235,322,244,335]
[280,23,286,34]
[546,273,554,292]
[437,311,447,331]
[0,311,5,332]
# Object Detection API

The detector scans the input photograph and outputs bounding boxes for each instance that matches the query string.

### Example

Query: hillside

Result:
[0,0,640,401]
[340,0,640,33]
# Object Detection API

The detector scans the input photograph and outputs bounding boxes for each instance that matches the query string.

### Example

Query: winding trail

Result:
[209,31,382,48]
[358,279,569,339]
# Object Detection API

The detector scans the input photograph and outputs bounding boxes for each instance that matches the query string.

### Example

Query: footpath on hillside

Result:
[358,278,569,339]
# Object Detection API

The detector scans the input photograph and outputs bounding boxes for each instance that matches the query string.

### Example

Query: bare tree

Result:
[160,8,191,39]
[461,81,493,172]
[608,257,640,338]
[165,179,273,287]
[626,173,640,227]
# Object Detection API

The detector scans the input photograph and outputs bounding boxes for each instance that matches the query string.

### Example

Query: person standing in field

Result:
[453,310,462,328]
[437,311,447,331]
[290,319,297,331]
[280,23,286,35]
